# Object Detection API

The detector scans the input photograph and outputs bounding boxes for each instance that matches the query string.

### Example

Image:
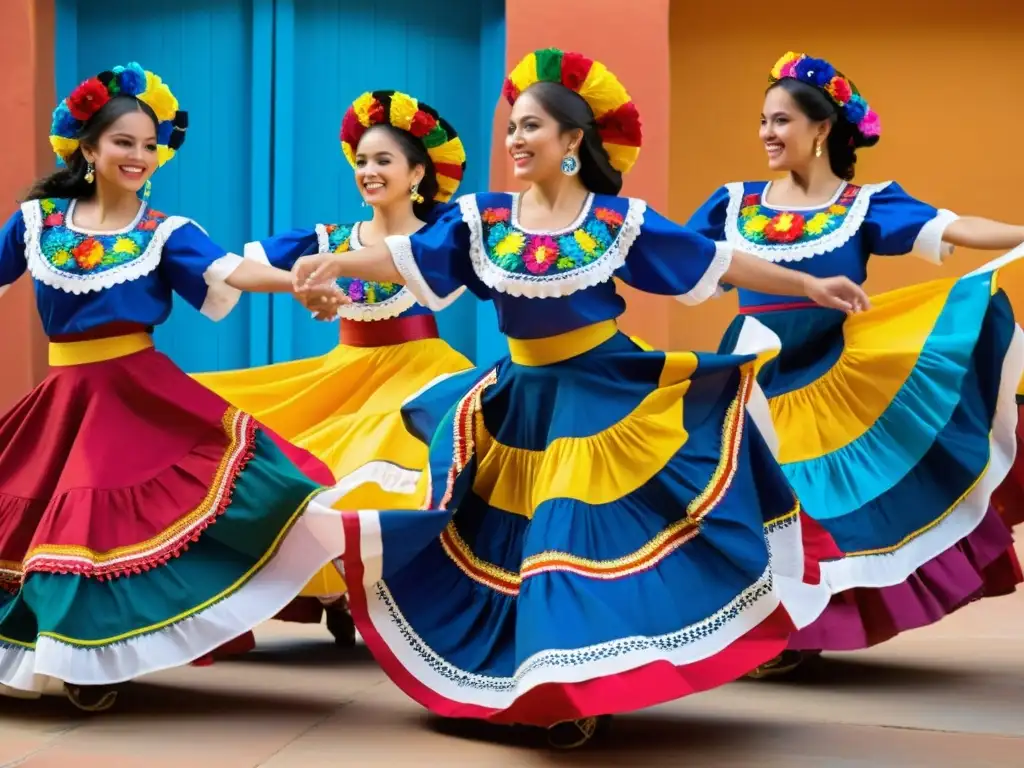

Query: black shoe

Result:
[546,715,611,750]
[64,684,119,712]
[325,604,356,647]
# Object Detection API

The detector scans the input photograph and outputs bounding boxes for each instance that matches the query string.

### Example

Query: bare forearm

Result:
[944,217,1024,251]
[224,259,293,293]
[724,250,810,296]
[320,243,405,284]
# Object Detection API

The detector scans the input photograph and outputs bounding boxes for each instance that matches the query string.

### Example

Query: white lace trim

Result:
[386,234,465,311]
[724,181,893,263]
[200,253,243,321]
[676,241,733,306]
[912,209,959,265]
[461,195,647,298]
[22,200,192,295]
[312,222,419,322]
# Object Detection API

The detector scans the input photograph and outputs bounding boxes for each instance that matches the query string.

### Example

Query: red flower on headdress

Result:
[502,78,520,105]
[597,102,642,146]
[560,52,593,92]
[367,99,386,125]
[67,78,110,121]
[340,108,364,146]
[409,110,437,138]
[826,77,853,105]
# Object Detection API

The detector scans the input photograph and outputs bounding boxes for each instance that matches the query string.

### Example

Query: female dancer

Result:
[0,63,344,710]
[686,51,1024,676]
[291,48,869,749]
[195,90,472,645]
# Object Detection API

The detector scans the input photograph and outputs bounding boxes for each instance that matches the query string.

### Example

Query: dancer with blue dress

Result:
[291,48,870,749]
[0,63,343,710]
[686,51,1024,676]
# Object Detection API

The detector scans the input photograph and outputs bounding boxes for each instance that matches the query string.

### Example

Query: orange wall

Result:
[669,0,1024,351]
[495,0,674,346]
[0,0,53,410]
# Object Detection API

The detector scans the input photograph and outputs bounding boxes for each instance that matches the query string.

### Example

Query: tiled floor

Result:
[3,574,1023,767]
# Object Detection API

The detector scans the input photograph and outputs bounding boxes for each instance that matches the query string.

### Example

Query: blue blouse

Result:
[244,221,442,322]
[0,198,242,336]
[686,180,958,309]
[384,192,730,339]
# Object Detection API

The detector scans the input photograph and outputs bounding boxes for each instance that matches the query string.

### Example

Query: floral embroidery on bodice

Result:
[460,193,645,298]
[724,180,891,263]
[22,198,191,293]
[315,222,416,321]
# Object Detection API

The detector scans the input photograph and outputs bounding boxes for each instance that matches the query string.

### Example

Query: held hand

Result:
[805,276,871,314]
[292,252,346,292]
[293,282,349,321]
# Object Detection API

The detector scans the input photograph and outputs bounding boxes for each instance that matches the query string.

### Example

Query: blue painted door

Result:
[55,0,505,371]
[55,0,275,373]
[269,0,505,364]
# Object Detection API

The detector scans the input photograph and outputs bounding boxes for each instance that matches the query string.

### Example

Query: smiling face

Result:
[506,90,581,185]
[81,107,159,195]
[354,126,425,211]
[759,85,830,174]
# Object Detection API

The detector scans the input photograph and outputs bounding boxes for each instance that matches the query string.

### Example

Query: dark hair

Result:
[358,123,439,220]
[23,96,159,201]
[768,78,860,181]
[523,81,622,195]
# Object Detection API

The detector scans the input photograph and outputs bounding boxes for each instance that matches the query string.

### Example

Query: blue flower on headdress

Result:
[51,102,80,139]
[157,120,174,144]
[843,94,868,125]
[115,62,147,97]
[794,57,835,88]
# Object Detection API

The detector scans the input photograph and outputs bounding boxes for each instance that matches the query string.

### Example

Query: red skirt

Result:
[0,333,333,587]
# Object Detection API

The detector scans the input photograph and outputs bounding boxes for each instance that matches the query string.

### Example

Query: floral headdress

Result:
[770,52,880,147]
[49,62,188,167]
[340,90,466,203]
[503,48,643,175]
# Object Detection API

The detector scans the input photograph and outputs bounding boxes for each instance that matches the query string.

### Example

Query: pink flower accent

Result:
[44,212,64,227]
[779,60,799,79]
[524,235,559,274]
[858,110,881,138]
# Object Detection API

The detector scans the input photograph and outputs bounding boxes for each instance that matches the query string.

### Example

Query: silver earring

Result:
[561,153,580,176]
[84,162,95,184]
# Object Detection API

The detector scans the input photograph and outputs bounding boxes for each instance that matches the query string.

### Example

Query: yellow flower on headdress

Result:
[507,52,539,95]
[389,92,418,132]
[352,92,376,127]
[139,71,178,122]
[50,136,79,160]
[771,52,801,80]
[578,61,630,119]
[157,146,176,167]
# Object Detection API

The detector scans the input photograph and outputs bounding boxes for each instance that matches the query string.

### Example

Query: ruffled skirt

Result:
[0,334,343,695]
[314,321,830,726]
[719,252,1024,650]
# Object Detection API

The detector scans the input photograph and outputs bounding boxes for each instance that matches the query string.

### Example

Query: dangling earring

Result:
[814,140,823,158]
[84,161,95,184]
[561,152,580,176]
[409,182,424,205]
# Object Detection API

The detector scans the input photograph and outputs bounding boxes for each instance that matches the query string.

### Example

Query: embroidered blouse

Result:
[0,198,242,336]
[384,192,731,339]
[244,221,447,322]
[686,180,959,310]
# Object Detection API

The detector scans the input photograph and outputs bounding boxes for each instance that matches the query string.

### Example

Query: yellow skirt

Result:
[194,335,472,597]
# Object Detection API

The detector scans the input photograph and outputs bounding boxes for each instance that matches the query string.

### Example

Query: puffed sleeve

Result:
[385,200,472,310]
[862,182,959,264]
[242,228,318,271]
[685,185,730,241]
[0,210,28,297]
[614,204,732,305]
[160,221,243,321]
